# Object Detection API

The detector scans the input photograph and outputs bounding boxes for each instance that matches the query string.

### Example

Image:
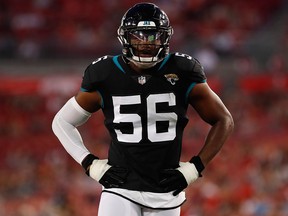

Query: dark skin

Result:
[75,62,234,167]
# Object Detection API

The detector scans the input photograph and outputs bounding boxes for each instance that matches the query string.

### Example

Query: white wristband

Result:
[177,162,199,185]
[89,159,111,181]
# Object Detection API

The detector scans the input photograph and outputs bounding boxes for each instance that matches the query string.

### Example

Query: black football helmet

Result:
[117,3,173,68]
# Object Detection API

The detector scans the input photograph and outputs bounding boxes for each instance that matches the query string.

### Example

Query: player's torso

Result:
[82,53,205,192]
[101,55,189,142]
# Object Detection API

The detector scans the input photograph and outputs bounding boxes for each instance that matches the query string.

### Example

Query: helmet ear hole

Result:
[117,3,173,68]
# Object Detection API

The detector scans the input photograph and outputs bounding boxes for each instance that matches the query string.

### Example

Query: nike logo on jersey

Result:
[164,74,179,85]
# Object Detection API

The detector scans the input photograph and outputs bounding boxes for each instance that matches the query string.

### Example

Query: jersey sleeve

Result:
[173,53,206,83]
[169,53,207,102]
[189,57,206,83]
[81,64,94,92]
[80,55,113,92]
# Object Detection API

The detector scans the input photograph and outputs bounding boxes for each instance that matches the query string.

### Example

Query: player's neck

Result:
[129,62,144,74]
[128,61,159,74]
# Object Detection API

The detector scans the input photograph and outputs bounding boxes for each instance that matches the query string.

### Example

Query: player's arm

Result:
[160,82,234,195]
[75,91,102,113]
[188,82,234,166]
[52,90,128,188]
[52,91,101,163]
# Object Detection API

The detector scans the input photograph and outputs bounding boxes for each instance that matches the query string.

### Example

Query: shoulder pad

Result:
[85,55,114,75]
[91,55,113,66]
[81,55,114,91]
[171,52,206,81]
[172,52,203,72]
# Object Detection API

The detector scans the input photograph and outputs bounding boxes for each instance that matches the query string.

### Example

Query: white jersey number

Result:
[112,93,177,143]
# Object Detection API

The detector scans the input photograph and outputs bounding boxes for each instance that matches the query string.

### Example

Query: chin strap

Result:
[130,59,157,69]
[128,46,164,69]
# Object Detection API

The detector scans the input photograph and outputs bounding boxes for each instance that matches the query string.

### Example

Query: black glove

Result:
[99,166,129,188]
[159,169,188,196]
[159,156,205,196]
[82,154,128,188]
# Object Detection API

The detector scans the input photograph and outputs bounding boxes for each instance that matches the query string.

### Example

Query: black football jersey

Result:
[81,53,206,192]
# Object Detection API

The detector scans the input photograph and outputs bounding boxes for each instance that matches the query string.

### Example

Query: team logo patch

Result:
[138,76,147,85]
[164,74,179,85]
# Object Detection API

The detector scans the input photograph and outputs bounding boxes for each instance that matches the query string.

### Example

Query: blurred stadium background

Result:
[0,0,288,215]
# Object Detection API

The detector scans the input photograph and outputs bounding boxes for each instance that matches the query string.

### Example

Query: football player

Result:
[52,2,234,216]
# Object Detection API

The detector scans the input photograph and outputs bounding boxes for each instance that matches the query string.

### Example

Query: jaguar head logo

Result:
[164,74,179,85]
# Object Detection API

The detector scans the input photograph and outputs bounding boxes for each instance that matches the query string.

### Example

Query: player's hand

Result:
[89,159,128,188]
[160,162,199,196]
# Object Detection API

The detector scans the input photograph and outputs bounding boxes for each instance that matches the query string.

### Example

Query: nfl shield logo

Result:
[138,76,146,85]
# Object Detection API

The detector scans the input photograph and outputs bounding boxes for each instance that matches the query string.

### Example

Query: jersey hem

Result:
[102,190,186,210]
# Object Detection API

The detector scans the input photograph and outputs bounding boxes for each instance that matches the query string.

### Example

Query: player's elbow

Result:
[209,112,234,134]
[224,112,234,134]
[51,113,60,135]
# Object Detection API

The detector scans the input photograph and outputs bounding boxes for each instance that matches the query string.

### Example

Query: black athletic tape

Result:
[190,156,205,177]
[81,154,99,175]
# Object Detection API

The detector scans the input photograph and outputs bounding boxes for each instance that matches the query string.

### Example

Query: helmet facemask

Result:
[118,28,172,68]
[117,3,173,69]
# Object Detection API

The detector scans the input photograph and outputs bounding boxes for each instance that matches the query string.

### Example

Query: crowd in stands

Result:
[1,0,288,215]
[0,0,285,60]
